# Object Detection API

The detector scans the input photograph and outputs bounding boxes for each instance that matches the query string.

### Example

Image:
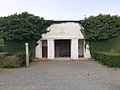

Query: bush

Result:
[0,52,25,68]
[14,51,26,65]
[93,52,120,68]
[0,12,51,41]
[0,45,4,52]
[15,51,33,63]
[81,14,120,41]
[15,51,25,60]
[4,40,36,54]
[0,58,23,68]
[0,51,34,68]
[90,35,120,54]
[0,38,3,44]
[4,40,36,63]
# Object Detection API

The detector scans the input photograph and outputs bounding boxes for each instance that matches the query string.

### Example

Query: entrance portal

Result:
[42,40,47,58]
[55,40,71,57]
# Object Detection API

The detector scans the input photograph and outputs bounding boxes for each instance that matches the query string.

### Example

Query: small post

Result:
[25,43,29,67]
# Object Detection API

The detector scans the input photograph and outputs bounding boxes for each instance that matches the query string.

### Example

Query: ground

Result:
[0,60,120,90]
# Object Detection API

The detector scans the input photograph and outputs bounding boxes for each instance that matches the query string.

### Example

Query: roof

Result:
[41,22,84,40]
[53,20,80,23]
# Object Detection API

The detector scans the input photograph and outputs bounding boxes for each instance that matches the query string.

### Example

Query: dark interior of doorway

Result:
[55,40,71,57]
[42,40,47,58]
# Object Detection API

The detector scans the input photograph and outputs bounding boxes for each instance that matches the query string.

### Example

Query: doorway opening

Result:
[42,40,47,58]
[55,40,71,57]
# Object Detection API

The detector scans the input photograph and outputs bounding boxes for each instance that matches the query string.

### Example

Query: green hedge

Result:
[4,40,36,54]
[93,52,120,68]
[0,58,23,68]
[0,40,36,68]
[0,52,25,68]
[90,35,120,54]
[80,14,120,41]
[4,40,35,61]
[14,51,26,63]
[0,38,4,45]
[0,45,4,52]
[0,51,34,68]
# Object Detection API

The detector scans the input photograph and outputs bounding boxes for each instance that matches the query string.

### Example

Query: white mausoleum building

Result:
[36,22,91,59]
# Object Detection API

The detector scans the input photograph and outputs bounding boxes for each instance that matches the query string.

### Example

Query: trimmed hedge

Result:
[0,52,25,68]
[14,51,26,63]
[0,45,4,52]
[4,40,36,54]
[0,58,23,68]
[0,51,34,68]
[93,52,120,68]
[3,40,36,63]
[0,41,35,68]
[80,14,120,41]
[90,35,120,54]
[0,38,4,45]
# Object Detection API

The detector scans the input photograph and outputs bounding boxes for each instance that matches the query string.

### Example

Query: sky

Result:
[0,0,120,20]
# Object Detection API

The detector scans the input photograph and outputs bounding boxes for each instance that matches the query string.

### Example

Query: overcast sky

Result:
[0,0,120,20]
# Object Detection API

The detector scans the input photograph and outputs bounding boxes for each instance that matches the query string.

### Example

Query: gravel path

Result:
[0,60,120,90]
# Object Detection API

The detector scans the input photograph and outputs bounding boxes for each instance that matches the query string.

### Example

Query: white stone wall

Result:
[35,41,42,58]
[41,22,84,40]
[35,22,91,59]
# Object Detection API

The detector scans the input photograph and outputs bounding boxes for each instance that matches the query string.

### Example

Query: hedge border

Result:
[92,52,120,68]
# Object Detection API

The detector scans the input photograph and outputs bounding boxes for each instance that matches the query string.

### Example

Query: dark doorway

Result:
[55,40,71,57]
[42,40,47,58]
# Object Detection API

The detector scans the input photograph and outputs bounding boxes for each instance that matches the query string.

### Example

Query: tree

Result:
[0,12,52,41]
[0,12,53,53]
[80,14,120,41]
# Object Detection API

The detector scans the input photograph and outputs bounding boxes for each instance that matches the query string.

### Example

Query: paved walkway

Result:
[0,60,120,90]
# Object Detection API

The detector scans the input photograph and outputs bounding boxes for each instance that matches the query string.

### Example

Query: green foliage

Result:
[0,58,23,68]
[90,35,120,68]
[4,40,36,54]
[15,51,25,61]
[90,35,120,54]
[0,12,53,60]
[0,12,53,41]
[81,14,120,68]
[14,51,34,64]
[0,45,4,52]
[4,40,35,62]
[0,38,3,45]
[0,52,25,68]
[29,51,35,62]
[92,52,120,68]
[0,51,34,68]
[81,14,120,41]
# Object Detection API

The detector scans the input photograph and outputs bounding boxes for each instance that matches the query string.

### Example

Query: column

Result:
[71,39,78,59]
[35,40,42,58]
[47,39,54,59]
[84,40,91,58]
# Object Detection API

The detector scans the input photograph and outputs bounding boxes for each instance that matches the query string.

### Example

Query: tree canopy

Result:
[0,12,52,41]
[80,14,120,41]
